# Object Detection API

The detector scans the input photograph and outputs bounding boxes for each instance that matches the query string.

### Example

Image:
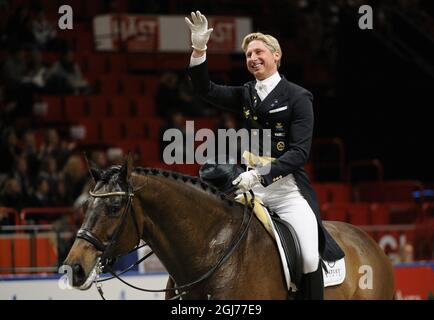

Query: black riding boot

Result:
[296,263,324,300]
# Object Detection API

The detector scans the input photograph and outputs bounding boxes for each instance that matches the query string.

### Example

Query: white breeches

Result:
[252,174,320,274]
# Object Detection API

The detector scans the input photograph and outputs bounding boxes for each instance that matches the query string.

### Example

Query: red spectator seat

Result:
[64,96,87,121]
[86,96,109,117]
[120,75,145,95]
[125,117,163,140]
[194,117,219,131]
[370,202,422,225]
[113,140,140,156]
[175,164,201,177]
[144,117,163,139]
[312,183,328,205]
[80,53,108,75]
[100,119,125,142]
[304,162,314,180]
[312,183,352,204]
[158,53,188,70]
[138,140,160,163]
[370,203,391,225]
[75,118,100,144]
[386,202,422,224]
[108,54,128,75]
[128,53,158,72]
[422,203,434,219]
[208,54,231,71]
[414,218,434,260]
[132,95,156,117]
[76,31,94,52]
[99,76,121,95]
[383,180,424,202]
[321,202,370,225]
[40,96,64,121]
[354,181,383,202]
[124,119,147,139]
[143,75,160,97]
[110,96,133,118]
[355,180,424,202]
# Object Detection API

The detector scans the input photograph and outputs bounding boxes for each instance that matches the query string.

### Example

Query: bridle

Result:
[76,178,255,300]
[77,182,142,268]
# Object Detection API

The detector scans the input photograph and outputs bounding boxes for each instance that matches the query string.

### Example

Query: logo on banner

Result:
[110,15,159,51]
[208,18,236,52]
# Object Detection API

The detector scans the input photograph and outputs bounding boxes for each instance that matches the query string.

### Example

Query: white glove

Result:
[232,170,261,195]
[185,11,213,51]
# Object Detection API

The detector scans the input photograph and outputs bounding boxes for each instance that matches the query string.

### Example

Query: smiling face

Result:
[245,40,280,81]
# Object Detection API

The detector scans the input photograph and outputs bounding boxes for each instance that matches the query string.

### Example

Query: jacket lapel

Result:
[255,77,288,114]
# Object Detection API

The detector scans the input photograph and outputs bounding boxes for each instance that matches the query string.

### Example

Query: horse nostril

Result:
[73,263,85,281]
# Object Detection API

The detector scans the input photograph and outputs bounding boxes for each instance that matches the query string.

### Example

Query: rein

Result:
[77,179,255,300]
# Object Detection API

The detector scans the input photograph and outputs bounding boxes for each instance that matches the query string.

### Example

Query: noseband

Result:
[76,183,141,268]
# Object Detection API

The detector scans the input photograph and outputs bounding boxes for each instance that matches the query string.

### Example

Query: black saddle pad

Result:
[269,212,303,289]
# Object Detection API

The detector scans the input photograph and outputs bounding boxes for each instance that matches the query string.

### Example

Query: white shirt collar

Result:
[255,71,281,94]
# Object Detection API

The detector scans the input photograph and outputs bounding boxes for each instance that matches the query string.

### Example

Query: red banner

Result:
[207,18,236,52]
[394,262,434,299]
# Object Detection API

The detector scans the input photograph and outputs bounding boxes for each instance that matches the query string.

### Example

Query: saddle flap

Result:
[235,194,303,290]
[270,214,303,289]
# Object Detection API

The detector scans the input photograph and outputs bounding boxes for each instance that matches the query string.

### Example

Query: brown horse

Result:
[64,157,395,299]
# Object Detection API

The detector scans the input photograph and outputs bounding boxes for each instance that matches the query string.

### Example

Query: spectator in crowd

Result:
[40,156,60,200]
[5,6,35,48]
[106,148,124,166]
[0,128,20,174]
[54,177,70,206]
[62,155,87,201]
[39,128,74,169]
[31,7,59,51]
[397,243,414,263]
[23,49,49,92]
[10,155,33,201]
[1,45,36,119]
[155,71,180,120]
[0,177,27,213]
[28,174,53,208]
[46,48,91,95]
[20,129,40,178]
[90,150,108,169]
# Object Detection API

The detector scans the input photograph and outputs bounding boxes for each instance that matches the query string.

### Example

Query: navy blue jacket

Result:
[188,60,344,261]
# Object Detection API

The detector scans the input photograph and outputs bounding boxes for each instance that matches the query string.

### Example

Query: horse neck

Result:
[133,173,243,282]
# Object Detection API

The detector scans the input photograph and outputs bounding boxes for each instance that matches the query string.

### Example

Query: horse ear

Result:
[120,152,133,182]
[84,153,101,183]
[89,166,102,183]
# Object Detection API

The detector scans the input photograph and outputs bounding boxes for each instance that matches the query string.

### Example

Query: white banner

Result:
[93,15,252,53]
[0,273,168,300]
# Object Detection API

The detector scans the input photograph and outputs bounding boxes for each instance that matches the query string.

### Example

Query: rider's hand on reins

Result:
[232,170,261,195]
[185,11,213,51]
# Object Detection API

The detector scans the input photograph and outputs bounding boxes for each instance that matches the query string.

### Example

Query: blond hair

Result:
[241,32,282,68]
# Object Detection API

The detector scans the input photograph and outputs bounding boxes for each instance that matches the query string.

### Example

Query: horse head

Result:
[63,154,143,289]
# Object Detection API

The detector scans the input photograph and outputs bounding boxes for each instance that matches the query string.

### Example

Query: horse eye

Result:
[107,203,121,215]
[107,202,121,216]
